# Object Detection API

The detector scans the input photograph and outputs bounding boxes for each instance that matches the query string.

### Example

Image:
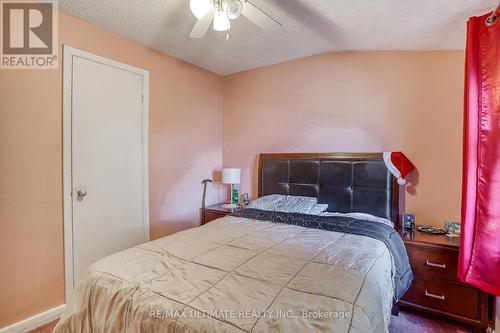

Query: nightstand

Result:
[201,203,241,225]
[399,230,495,333]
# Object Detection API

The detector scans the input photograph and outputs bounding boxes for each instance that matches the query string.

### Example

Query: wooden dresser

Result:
[399,230,495,333]
[201,203,241,225]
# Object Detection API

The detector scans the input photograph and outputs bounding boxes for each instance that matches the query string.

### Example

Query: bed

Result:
[54,153,412,333]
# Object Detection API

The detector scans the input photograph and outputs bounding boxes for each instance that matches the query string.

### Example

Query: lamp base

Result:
[222,203,239,209]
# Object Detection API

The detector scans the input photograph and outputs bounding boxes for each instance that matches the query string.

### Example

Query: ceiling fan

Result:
[189,0,281,38]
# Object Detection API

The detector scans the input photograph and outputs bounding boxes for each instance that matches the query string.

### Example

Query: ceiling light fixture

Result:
[188,0,282,39]
[213,0,230,31]
[189,0,212,19]
[226,0,243,19]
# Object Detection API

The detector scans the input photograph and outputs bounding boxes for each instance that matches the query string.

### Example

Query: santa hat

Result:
[383,152,416,185]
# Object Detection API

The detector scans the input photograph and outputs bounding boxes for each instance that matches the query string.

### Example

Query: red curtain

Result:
[458,11,500,296]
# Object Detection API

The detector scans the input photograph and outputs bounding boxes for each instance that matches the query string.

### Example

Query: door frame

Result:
[62,45,150,303]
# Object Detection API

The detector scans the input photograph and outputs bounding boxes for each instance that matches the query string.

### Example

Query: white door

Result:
[63,47,149,299]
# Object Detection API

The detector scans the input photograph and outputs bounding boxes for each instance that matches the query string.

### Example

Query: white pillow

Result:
[308,204,329,215]
[248,195,317,214]
[247,194,287,210]
[320,212,394,227]
[275,195,317,213]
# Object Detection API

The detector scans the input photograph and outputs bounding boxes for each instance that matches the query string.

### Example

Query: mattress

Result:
[54,215,395,333]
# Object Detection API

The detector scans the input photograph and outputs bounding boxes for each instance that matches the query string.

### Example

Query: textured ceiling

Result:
[59,0,494,75]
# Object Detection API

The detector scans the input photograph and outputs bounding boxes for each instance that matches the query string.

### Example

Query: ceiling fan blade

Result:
[190,10,215,38]
[242,0,281,31]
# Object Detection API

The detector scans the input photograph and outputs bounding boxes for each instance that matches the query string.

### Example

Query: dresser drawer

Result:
[402,277,478,319]
[203,211,227,224]
[406,245,458,281]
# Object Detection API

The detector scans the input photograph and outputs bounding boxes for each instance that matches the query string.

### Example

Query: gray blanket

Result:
[231,209,413,300]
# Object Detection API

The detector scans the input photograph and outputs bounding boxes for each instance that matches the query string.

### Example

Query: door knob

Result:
[77,189,87,197]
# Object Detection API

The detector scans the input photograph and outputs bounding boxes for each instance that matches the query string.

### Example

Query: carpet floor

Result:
[388,309,472,333]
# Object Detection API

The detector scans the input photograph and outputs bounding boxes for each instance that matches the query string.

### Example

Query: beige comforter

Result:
[54,216,394,333]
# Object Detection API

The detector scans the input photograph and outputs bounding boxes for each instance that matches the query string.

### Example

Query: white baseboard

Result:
[0,304,66,333]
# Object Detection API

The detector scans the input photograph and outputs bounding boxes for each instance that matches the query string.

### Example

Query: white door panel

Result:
[64,48,149,292]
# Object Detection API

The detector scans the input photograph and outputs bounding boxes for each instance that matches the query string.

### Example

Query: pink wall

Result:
[0,12,222,327]
[223,51,464,227]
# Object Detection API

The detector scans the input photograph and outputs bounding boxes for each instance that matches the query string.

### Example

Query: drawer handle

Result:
[425,290,445,301]
[425,260,446,269]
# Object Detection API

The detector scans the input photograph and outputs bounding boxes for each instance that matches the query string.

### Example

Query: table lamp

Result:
[222,168,241,209]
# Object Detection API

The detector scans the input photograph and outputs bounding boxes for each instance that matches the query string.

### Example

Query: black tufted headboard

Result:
[258,153,400,228]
